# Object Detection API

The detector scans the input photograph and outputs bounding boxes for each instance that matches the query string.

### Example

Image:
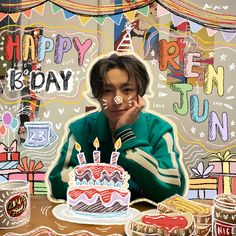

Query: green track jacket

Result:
[48,111,187,202]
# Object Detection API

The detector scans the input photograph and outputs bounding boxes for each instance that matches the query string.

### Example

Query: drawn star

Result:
[151,58,158,65]
[199,132,205,138]
[191,126,196,134]
[0,56,3,60]
[229,63,235,71]
[125,23,133,32]
[208,52,215,58]
[2,63,7,67]
[220,54,227,61]
[46,59,51,64]
[150,50,155,57]
[231,120,235,126]
[231,131,235,138]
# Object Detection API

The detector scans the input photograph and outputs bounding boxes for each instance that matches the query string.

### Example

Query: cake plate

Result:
[52,204,140,225]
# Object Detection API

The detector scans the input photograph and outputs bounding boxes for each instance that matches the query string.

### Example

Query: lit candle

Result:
[110,138,122,165]
[93,137,101,163]
[75,142,86,165]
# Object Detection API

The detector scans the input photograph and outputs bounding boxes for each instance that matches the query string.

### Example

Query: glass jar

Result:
[0,180,30,229]
[212,193,236,236]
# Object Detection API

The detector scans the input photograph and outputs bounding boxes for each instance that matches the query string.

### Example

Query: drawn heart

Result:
[55,123,62,130]
[0,124,6,137]
[58,108,64,114]
[74,107,80,113]
[223,5,228,10]
[43,111,50,118]
[142,214,188,234]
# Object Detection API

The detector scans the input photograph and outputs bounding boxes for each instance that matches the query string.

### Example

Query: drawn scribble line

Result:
[184,145,200,155]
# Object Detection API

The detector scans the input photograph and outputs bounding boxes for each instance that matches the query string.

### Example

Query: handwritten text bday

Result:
[4,33,93,93]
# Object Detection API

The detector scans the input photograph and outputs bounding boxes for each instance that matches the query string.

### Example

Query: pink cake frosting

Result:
[67,185,130,217]
[74,163,127,187]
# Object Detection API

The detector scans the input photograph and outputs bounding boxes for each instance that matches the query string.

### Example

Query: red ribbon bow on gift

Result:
[17,156,44,173]
[0,139,17,153]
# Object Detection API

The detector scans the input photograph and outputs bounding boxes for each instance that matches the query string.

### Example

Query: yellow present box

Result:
[204,151,236,194]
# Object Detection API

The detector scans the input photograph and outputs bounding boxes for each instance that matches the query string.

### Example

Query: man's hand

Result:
[116,96,145,129]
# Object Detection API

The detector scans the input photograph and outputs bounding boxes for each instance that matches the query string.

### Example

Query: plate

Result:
[52,204,140,225]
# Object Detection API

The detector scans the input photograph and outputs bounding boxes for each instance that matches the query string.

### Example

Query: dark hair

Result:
[89,53,149,98]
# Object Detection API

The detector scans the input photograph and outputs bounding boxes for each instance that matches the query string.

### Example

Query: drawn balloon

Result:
[10,118,19,130]
[2,112,12,127]
[0,124,7,137]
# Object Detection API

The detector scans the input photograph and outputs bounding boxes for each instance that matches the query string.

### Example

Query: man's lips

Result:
[111,109,127,113]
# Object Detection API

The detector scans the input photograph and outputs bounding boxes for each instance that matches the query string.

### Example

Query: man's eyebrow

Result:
[121,83,133,87]
[104,84,113,87]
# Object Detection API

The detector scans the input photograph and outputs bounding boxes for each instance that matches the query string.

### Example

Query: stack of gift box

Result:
[188,151,236,199]
[206,151,236,195]
[0,140,20,181]
[0,139,47,195]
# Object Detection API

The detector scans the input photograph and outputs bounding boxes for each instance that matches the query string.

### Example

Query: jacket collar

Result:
[88,111,112,144]
[88,111,147,143]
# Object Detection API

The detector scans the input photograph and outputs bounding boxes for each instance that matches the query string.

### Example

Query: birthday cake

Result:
[129,212,195,236]
[67,138,131,217]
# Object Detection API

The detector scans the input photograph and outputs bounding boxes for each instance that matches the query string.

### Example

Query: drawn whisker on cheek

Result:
[128,100,133,107]
[104,106,108,110]
[128,96,132,100]
[102,103,107,106]
[102,99,107,102]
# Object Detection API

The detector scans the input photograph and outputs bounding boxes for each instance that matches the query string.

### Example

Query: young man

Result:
[47,53,187,202]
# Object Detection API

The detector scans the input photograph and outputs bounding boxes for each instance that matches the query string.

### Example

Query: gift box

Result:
[0,140,20,162]
[34,182,47,195]
[232,176,236,195]
[210,161,236,175]
[0,152,19,162]
[205,151,236,194]
[8,156,45,194]
[188,178,218,199]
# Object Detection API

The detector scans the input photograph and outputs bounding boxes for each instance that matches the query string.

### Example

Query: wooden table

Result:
[1,196,157,235]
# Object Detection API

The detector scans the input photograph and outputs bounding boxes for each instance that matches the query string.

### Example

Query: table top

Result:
[0,196,212,236]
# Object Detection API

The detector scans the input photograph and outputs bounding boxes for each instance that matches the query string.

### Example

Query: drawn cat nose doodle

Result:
[114,96,122,104]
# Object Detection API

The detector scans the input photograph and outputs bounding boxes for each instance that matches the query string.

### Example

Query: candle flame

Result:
[115,138,122,150]
[93,137,100,149]
[75,142,81,152]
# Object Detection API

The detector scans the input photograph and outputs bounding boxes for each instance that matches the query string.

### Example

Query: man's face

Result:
[98,68,138,125]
